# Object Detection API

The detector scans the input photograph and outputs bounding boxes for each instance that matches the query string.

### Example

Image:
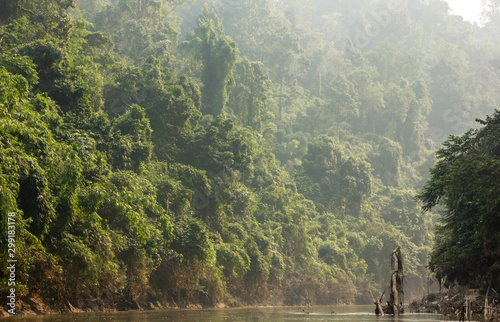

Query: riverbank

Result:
[1,295,316,318]
[0,285,360,317]
[409,287,500,321]
[0,297,359,318]
[0,295,221,318]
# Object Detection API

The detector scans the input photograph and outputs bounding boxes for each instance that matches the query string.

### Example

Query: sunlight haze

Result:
[2,0,500,319]
[445,0,483,24]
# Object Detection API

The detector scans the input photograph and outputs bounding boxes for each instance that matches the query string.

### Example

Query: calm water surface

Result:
[4,306,454,322]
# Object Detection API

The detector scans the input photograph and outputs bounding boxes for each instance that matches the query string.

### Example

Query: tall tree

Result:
[183,5,237,116]
[419,111,500,289]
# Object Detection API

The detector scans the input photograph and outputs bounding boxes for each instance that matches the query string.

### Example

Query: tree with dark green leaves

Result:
[182,5,237,116]
[296,136,371,215]
[227,57,269,130]
[418,111,500,290]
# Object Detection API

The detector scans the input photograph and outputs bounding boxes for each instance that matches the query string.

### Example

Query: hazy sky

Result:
[445,0,483,24]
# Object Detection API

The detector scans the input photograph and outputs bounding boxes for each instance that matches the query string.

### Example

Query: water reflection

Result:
[4,306,445,322]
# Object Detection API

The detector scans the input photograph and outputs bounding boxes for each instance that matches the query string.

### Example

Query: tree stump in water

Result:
[388,246,404,315]
[376,246,404,315]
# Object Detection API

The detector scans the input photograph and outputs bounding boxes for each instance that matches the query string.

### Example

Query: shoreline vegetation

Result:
[410,288,500,321]
[0,296,214,317]
[1,0,500,318]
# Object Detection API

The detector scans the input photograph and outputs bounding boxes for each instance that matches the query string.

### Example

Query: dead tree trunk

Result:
[374,291,385,315]
[388,246,404,315]
[485,276,492,319]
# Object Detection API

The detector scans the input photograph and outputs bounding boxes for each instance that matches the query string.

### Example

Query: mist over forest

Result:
[1,0,500,312]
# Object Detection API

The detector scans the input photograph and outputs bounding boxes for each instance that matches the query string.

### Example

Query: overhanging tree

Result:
[418,111,500,289]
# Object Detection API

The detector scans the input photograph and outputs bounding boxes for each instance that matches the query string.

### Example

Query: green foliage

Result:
[182,5,237,116]
[111,104,153,171]
[227,57,269,130]
[2,0,500,311]
[419,111,500,289]
[296,136,371,215]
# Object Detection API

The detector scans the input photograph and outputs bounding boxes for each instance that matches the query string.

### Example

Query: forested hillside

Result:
[1,0,499,311]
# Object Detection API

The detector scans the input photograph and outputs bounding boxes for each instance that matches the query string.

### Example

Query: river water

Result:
[3,306,451,321]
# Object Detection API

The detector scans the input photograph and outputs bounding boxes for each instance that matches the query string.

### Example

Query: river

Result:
[3,306,453,321]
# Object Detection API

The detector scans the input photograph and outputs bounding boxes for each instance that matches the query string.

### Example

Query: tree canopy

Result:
[419,111,500,290]
[1,0,499,311]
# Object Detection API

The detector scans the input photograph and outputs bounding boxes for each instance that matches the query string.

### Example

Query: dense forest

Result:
[0,0,499,312]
